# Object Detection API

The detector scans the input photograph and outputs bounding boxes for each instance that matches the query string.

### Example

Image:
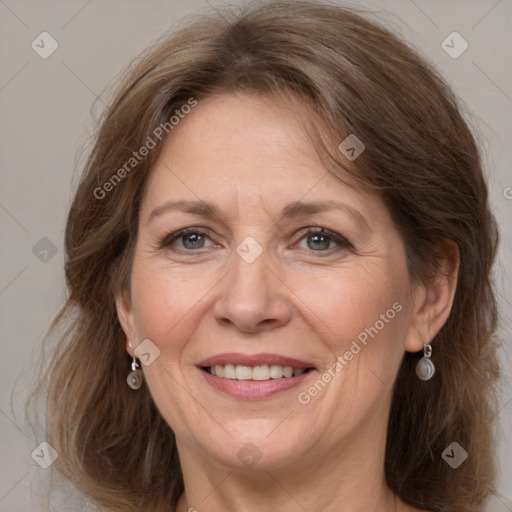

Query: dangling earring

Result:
[127,357,143,389]
[416,344,435,381]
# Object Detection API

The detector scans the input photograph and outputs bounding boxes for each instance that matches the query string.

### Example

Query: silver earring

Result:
[416,344,435,381]
[127,357,143,389]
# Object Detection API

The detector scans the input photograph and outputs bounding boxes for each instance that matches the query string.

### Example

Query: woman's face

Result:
[117,93,424,471]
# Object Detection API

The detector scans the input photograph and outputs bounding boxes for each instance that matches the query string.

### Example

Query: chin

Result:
[198,420,313,471]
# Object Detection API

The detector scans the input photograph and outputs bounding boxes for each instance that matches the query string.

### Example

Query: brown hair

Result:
[30,1,500,511]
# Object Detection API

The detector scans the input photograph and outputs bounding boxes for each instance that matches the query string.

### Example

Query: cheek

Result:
[292,268,411,404]
[294,271,409,424]
[128,261,203,352]
[128,255,234,371]
[295,266,406,348]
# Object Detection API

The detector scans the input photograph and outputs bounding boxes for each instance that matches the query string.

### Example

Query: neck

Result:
[175,415,403,512]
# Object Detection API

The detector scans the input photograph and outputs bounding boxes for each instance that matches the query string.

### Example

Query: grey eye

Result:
[306,233,333,251]
[181,233,207,250]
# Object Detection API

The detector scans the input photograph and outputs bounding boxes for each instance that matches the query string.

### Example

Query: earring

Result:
[416,344,435,381]
[127,357,143,389]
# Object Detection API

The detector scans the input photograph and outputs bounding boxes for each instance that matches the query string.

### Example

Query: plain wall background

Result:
[0,0,511,510]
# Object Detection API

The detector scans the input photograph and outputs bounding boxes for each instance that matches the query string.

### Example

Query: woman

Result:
[38,1,500,511]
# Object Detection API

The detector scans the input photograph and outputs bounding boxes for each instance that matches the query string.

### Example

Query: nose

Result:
[213,247,293,333]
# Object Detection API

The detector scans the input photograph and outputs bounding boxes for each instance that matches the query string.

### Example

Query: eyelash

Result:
[158,226,352,255]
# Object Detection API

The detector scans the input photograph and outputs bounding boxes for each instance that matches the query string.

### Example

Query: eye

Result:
[158,226,351,255]
[295,227,352,253]
[159,227,216,251]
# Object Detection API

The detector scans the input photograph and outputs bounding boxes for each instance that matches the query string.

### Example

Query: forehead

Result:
[161,93,323,176]
[140,92,384,224]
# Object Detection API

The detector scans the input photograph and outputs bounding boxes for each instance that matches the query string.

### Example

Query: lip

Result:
[197,353,315,369]
[196,353,317,400]
[199,367,315,400]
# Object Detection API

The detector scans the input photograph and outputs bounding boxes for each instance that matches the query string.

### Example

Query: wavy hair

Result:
[29,2,500,511]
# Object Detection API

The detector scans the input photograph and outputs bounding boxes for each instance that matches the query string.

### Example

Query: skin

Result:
[116,93,459,512]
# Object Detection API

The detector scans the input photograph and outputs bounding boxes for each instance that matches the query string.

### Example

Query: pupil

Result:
[184,233,204,249]
[308,234,330,251]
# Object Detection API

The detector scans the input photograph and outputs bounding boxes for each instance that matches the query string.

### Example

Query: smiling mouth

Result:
[201,364,314,381]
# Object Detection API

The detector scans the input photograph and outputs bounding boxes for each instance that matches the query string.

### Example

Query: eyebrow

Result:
[147,199,370,230]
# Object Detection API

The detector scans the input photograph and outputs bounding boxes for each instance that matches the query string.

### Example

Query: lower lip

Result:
[199,368,315,400]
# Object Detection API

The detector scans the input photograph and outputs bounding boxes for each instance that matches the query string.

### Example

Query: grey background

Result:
[0,0,511,510]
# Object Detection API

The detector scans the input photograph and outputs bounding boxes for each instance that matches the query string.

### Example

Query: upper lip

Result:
[197,353,315,369]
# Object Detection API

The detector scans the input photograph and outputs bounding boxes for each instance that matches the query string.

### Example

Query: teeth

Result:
[224,364,236,379]
[269,364,283,379]
[207,364,309,381]
[235,365,252,380]
[252,365,270,380]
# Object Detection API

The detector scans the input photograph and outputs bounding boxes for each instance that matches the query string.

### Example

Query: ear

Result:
[404,239,460,353]
[115,289,137,358]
